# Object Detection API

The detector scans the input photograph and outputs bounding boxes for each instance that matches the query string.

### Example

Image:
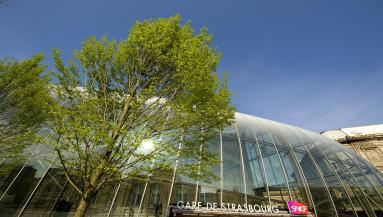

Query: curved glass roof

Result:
[1,112,383,217]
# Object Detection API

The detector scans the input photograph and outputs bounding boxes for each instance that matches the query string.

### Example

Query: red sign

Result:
[287,201,308,215]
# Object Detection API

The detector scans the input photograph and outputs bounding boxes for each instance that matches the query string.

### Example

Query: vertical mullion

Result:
[235,123,247,204]
[106,183,121,217]
[194,143,203,203]
[136,158,156,217]
[220,132,223,205]
[164,142,182,217]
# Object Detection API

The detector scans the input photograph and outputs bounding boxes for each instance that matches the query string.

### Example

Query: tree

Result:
[0,54,52,164]
[50,15,235,217]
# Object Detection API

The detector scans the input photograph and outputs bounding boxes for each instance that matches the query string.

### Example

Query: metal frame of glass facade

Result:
[1,113,383,217]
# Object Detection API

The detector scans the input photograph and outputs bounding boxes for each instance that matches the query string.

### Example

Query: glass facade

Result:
[1,113,383,217]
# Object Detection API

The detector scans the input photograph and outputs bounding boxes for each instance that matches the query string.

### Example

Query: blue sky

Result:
[1,0,382,132]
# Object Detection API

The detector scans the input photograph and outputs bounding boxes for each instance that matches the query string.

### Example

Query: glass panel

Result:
[313,134,377,217]
[0,144,40,197]
[129,183,146,207]
[169,182,196,205]
[106,182,138,217]
[264,120,310,205]
[53,183,129,217]
[235,115,269,206]
[284,126,339,217]
[294,150,338,217]
[221,124,237,138]
[326,157,371,217]
[48,182,79,216]
[196,134,221,208]
[338,150,383,216]
[107,182,146,217]
[355,158,383,198]
[86,184,117,216]
[198,135,221,189]
[221,134,246,204]
[198,185,220,207]
[251,122,289,211]
[0,144,56,216]
[236,114,269,205]
[138,181,171,217]
[278,149,307,202]
[221,190,245,205]
[20,163,67,217]
[298,131,357,217]
[221,134,244,193]
[240,135,268,205]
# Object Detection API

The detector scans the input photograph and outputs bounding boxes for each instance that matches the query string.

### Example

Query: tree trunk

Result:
[72,168,103,217]
[73,195,90,217]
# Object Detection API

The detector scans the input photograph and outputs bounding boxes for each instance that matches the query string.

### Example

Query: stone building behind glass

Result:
[321,124,383,173]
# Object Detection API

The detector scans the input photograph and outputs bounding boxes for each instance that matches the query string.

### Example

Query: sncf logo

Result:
[287,201,308,215]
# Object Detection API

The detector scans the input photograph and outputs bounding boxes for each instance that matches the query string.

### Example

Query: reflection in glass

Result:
[221,134,244,193]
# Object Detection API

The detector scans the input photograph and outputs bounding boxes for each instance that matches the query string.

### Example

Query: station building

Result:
[1,113,383,217]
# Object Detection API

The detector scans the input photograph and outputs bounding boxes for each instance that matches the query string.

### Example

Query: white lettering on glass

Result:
[176,201,280,214]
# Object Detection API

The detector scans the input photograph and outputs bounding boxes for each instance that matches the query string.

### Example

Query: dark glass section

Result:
[239,132,269,205]
[169,182,196,205]
[0,144,56,217]
[294,150,338,217]
[277,148,307,201]
[283,125,338,217]
[221,134,244,193]
[106,182,144,217]
[138,181,171,217]
[263,120,311,205]
[198,186,220,206]
[221,190,245,205]
[0,130,52,198]
[87,184,117,216]
[0,156,30,198]
[20,166,67,217]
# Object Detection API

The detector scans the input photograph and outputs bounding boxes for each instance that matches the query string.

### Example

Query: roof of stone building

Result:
[321,124,383,142]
